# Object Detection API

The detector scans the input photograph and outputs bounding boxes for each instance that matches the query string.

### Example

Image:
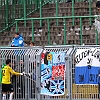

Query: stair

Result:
[0,1,98,46]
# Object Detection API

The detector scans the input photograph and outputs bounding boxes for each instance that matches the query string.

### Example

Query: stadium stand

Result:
[0,0,98,46]
[0,0,100,99]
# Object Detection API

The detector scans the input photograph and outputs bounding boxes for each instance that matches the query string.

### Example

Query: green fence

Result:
[0,0,53,32]
[0,0,97,33]
[15,16,98,45]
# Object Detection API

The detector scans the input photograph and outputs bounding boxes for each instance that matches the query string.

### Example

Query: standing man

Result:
[1,59,24,100]
[10,32,24,47]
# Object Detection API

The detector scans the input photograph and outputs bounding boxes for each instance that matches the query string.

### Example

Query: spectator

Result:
[29,41,35,68]
[10,32,24,47]
[96,0,100,12]
[29,41,34,47]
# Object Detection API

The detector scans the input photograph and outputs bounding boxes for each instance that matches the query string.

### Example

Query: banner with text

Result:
[75,48,100,84]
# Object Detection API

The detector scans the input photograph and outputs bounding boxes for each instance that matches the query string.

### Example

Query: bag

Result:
[0,64,6,84]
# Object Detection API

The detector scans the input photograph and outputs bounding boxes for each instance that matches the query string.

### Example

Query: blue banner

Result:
[41,51,66,96]
[75,48,100,84]
[75,66,99,84]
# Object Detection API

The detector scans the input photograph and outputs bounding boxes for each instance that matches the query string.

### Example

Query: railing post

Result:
[32,20,34,42]
[47,19,50,45]
[72,0,74,26]
[5,0,9,27]
[80,18,83,45]
[16,21,18,32]
[96,29,98,45]
[0,0,1,5]
[23,0,26,27]
[40,0,42,27]
[36,54,42,100]
[35,0,38,10]
[24,55,29,100]
[65,55,72,100]
[89,0,92,26]
[64,18,66,45]
[56,0,58,26]
[12,0,15,22]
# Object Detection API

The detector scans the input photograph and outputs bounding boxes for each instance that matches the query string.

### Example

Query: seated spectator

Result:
[29,41,34,47]
[10,32,24,47]
[96,0,100,12]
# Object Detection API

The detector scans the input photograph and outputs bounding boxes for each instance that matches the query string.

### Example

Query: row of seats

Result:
[1,34,95,45]
[0,1,99,46]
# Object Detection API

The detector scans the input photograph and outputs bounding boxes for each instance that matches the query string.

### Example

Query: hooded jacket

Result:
[11,34,24,47]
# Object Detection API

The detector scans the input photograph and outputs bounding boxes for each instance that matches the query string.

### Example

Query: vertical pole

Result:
[64,18,66,45]
[47,19,50,45]
[4,0,6,28]
[40,0,42,27]
[16,21,18,32]
[66,55,71,100]
[89,0,92,26]
[30,0,32,12]
[32,20,34,42]
[0,0,2,6]
[80,18,83,45]
[27,0,30,14]
[96,29,98,45]
[35,0,38,10]
[56,0,58,26]
[72,0,74,26]
[1,0,2,6]
[5,0,9,27]
[12,0,15,22]
[21,0,24,17]
[36,54,41,100]
[25,55,28,100]
[23,0,26,27]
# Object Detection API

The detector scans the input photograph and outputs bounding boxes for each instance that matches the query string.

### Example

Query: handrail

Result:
[0,0,53,33]
[15,16,96,20]
[15,15,98,45]
[0,0,96,33]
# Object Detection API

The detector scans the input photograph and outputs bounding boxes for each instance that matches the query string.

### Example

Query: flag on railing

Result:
[75,48,100,84]
[41,51,66,96]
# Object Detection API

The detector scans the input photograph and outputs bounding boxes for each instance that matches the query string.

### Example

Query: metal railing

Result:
[0,0,96,33]
[15,16,98,45]
[0,0,53,33]
[0,45,100,100]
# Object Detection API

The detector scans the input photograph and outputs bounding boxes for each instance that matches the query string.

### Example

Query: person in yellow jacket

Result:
[2,59,24,100]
